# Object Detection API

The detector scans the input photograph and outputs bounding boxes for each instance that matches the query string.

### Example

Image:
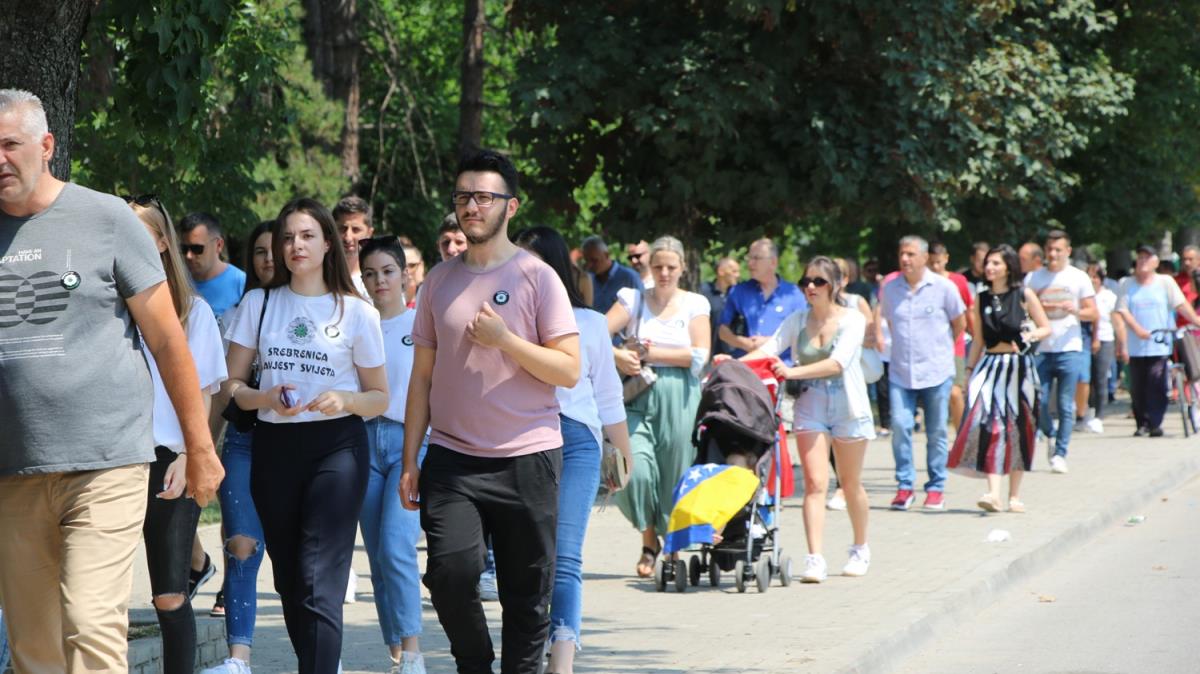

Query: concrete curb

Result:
[838,450,1200,674]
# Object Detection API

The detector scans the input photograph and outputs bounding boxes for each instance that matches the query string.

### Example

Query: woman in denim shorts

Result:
[743,256,875,583]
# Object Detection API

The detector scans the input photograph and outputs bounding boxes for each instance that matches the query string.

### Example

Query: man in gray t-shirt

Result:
[0,89,223,673]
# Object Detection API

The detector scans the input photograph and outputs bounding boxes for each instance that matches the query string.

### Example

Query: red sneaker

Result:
[890,489,915,511]
[923,492,946,510]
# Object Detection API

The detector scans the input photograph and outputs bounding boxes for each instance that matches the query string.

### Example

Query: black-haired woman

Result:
[515,227,632,674]
[224,198,388,674]
[949,244,1051,513]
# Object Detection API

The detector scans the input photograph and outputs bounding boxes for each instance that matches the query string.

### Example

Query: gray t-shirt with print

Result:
[0,183,165,475]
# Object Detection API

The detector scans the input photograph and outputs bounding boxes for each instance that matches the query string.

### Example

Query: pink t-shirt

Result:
[412,249,579,457]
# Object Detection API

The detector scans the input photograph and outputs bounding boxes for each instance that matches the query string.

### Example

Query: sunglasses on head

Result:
[800,276,831,288]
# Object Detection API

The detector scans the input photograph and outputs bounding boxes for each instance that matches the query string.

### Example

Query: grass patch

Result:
[128,624,160,641]
[200,500,222,525]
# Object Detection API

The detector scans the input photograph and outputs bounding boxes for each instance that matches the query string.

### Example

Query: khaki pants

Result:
[0,464,148,674]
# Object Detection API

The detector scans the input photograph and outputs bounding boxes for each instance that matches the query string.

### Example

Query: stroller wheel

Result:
[654,558,667,592]
[778,553,794,587]
[674,559,688,593]
[755,556,771,593]
[708,560,721,587]
[734,560,747,593]
[688,556,702,587]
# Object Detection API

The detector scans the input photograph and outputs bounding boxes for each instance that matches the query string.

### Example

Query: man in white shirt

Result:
[333,195,374,297]
[1025,230,1098,473]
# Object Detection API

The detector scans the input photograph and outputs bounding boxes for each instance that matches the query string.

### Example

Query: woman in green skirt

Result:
[606,236,711,577]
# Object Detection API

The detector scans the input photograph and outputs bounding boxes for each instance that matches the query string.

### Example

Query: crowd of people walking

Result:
[2,87,1197,674]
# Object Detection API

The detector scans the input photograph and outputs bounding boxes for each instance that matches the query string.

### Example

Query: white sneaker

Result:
[826,493,847,511]
[200,658,251,674]
[393,652,426,674]
[1050,455,1069,474]
[1086,417,1104,434]
[345,569,357,604]
[800,554,827,583]
[842,544,871,577]
[477,569,499,601]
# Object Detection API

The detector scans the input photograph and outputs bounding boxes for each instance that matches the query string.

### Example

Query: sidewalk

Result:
[129,398,1200,673]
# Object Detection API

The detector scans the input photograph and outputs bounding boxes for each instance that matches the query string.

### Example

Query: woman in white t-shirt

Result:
[225,198,387,674]
[606,236,710,578]
[516,227,632,674]
[355,236,426,674]
[129,196,228,674]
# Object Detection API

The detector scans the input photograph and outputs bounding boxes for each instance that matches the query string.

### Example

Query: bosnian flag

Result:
[663,463,760,554]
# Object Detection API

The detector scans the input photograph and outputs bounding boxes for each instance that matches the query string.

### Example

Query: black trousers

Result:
[251,416,368,674]
[420,444,561,674]
[1129,356,1170,431]
[144,445,201,674]
[876,362,891,426]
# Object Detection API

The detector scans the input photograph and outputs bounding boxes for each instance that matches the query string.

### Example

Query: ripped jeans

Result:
[549,415,601,648]
[217,427,265,647]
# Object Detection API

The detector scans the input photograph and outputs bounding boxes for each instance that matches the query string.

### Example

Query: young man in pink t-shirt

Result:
[400,150,580,674]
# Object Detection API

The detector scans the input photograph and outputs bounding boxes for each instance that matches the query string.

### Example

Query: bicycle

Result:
[1148,329,1199,437]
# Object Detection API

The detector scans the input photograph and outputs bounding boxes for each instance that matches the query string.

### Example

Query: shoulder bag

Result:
[621,292,657,403]
[221,288,270,433]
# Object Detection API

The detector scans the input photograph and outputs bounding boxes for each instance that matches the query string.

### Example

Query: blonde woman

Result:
[128,195,228,674]
[606,236,711,577]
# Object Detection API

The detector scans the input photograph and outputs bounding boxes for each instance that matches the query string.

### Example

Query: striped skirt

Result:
[948,352,1040,477]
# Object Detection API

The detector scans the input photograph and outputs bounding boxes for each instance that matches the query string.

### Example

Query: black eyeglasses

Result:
[122,193,161,208]
[180,242,216,256]
[450,190,513,207]
[800,276,831,288]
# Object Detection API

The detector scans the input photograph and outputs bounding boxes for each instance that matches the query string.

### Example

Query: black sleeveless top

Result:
[979,288,1024,348]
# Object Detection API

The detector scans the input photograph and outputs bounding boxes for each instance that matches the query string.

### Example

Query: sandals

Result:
[976,494,1003,512]
[1008,497,1026,513]
[636,544,660,578]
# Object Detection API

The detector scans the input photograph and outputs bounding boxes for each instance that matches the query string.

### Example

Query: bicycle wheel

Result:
[1174,366,1190,438]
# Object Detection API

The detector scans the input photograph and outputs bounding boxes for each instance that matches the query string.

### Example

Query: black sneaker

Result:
[1134,427,1149,437]
[1149,427,1165,437]
[188,553,216,601]
[210,590,226,617]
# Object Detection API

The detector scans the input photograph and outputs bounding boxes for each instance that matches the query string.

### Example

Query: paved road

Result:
[894,474,1200,674]
[124,398,1200,673]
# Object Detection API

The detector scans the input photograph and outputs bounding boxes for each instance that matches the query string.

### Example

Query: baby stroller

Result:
[656,358,793,593]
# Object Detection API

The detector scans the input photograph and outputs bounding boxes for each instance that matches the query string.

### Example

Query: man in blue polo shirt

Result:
[582,235,643,313]
[718,238,807,360]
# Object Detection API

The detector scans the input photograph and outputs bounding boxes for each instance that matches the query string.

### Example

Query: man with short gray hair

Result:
[0,89,223,672]
[719,237,806,358]
[582,235,642,313]
[878,235,966,511]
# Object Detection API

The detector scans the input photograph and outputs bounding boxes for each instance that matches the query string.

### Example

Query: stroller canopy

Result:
[693,360,777,448]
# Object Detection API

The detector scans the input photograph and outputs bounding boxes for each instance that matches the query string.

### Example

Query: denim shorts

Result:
[793,378,877,440]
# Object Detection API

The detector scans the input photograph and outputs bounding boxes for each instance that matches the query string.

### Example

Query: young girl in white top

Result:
[129,195,228,674]
[606,235,711,579]
[515,227,632,674]
[356,236,426,674]
[739,256,874,583]
[224,198,387,674]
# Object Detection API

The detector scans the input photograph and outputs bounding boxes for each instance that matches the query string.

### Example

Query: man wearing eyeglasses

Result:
[0,88,223,673]
[179,212,246,320]
[718,238,807,359]
[401,149,579,674]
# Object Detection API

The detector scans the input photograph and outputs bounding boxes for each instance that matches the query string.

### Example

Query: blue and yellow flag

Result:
[663,464,761,554]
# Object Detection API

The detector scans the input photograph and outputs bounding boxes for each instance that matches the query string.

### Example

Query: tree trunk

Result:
[458,0,486,157]
[0,1,93,180]
[302,0,361,185]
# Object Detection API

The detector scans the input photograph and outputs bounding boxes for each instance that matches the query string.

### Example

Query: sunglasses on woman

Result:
[800,276,831,288]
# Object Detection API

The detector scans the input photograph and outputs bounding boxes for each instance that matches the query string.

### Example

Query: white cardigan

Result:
[760,308,873,421]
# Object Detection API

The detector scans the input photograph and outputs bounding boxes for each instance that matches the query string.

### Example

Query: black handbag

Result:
[221,289,269,433]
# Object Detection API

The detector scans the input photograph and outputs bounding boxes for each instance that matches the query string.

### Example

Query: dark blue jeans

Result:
[1036,351,1087,457]
[217,427,265,647]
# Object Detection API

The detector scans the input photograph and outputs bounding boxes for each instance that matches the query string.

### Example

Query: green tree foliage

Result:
[509,1,1134,261]
[1053,0,1200,246]
[73,0,344,236]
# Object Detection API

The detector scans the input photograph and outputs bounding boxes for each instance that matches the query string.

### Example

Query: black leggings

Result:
[251,416,368,674]
[144,445,201,674]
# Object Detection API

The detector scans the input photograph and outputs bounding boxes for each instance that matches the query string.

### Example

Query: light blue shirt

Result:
[880,269,965,390]
[1118,274,1185,358]
[193,264,246,321]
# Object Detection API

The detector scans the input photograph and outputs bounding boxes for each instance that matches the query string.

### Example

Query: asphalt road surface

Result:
[894,474,1200,674]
